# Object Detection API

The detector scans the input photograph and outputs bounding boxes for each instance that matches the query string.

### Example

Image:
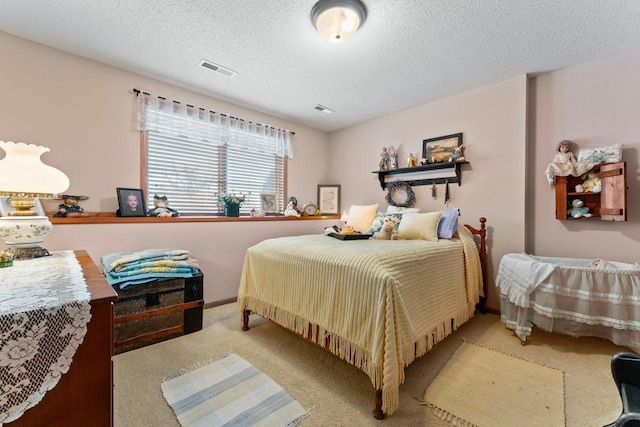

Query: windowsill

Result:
[49,213,340,225]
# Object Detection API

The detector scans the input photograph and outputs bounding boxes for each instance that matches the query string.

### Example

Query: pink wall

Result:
[0,31,334,303]
[327,76,528,311]
[529,50,640,260]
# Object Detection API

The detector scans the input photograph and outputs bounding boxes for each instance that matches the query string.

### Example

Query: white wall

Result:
[328,76,529,310]
[528,49,640,260]
[0,31,333,303]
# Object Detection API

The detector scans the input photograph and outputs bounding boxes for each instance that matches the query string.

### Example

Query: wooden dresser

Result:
[6,250,118,427]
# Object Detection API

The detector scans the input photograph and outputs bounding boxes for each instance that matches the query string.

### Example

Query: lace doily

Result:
[0,250,91,425]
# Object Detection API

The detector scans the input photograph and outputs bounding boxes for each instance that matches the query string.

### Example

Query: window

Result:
[137,92,292,215]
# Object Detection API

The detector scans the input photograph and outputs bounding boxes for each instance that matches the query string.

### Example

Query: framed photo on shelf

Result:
[0,197,45,217]
[317,184,340,215]
[116,187,147,217]
[422,133,463,163]
[260,193,276,213]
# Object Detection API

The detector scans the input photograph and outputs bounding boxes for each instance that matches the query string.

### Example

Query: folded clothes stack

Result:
[101,248,200,289]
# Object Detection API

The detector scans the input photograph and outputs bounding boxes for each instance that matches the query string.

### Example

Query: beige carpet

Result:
[114,303,626,427]
[424,341,564,427]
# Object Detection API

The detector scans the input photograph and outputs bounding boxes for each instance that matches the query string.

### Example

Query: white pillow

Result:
[386,205,421,214]
[397,211,442,241]
[577,143,623,163]
[346,204,379,233]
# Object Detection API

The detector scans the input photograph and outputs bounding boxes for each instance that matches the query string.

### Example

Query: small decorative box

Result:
[0,251,13,268]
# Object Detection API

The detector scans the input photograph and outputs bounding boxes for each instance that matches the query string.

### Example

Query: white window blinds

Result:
[137,92,291,215]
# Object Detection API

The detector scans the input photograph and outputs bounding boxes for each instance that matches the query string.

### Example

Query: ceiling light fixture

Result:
[311,0,367,42]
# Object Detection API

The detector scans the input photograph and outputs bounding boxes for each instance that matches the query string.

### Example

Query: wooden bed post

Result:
[464,217,488,314]
[242,309,250,331]
[374,389,385,420]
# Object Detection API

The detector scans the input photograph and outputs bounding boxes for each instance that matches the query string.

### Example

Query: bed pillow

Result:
[437,209,460,239]
[397,211,442,241]
[366,213,403,234]
[385,206,421,214]
[346,204,379,233]
[577,143,623,163]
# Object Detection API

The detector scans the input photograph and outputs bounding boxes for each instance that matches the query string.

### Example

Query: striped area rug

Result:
[161,353,308,427]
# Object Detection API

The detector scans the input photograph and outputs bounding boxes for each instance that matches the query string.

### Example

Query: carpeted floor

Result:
[114,303,626,427]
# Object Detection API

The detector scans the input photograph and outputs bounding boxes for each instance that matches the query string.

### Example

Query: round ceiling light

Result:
[311,0,367,42]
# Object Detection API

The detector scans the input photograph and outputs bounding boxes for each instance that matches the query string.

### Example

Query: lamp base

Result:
[6,246,51,260]
[6,246,50,260]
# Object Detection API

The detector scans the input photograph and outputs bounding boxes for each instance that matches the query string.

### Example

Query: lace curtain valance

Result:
[136,92,293,159]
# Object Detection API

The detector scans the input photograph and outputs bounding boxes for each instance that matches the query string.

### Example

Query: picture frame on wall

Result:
[317,184,340,215]
[116,187,147,217]
[0,197,45,217]
[260,193,276,213]
[422,133,463,163]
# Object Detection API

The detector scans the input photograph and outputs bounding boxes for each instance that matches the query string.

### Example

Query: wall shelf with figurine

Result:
[373,161,468,190]
[555,162,627,221]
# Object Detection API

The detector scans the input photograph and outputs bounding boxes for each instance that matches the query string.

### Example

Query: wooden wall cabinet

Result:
[555,162,627,221]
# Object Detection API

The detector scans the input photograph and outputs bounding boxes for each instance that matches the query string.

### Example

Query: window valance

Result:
[136,92,293,159]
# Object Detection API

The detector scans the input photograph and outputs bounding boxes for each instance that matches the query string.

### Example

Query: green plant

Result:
[216,192,247,206]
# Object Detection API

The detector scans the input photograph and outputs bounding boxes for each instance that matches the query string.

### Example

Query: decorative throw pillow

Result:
[385,206,421,214]
[346,204,379,233]
[397,211,442,241]
[577,143,623,163]
[437,209,460,239]
[366,213,403,234]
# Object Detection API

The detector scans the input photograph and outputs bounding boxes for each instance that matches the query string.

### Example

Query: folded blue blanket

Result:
[100,249,200,289]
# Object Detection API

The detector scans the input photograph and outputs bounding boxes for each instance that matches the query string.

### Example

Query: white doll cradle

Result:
[497,253,640,351]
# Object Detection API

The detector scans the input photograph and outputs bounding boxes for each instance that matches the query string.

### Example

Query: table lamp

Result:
[0,141,69,259]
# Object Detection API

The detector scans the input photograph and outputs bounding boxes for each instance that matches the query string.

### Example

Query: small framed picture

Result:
[0,197,45,217]
[317,185,340,215]
[116,187,147,217]
[422,133,463,163]
[260,193,276,213]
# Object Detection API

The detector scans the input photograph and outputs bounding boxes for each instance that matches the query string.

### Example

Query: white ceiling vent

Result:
[198,59,237,77]
[314,104,335,114]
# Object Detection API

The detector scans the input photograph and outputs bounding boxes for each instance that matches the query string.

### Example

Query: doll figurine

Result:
[544,140,594,187]
[388,146,398,169]
[379,147,390,171]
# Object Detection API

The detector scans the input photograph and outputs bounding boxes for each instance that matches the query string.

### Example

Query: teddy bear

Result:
[567,199,592,219]
[373,217,399,240]
[147,194,179,217]
[581,172,602,193]
[54,195,89,217]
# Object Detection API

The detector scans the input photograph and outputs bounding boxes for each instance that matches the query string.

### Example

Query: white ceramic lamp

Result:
[0,141,70,259]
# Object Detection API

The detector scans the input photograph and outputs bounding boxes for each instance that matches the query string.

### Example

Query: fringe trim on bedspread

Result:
[239,299,474,415]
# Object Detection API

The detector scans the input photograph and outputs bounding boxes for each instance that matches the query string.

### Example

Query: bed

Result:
[497,253,640,351]
[238,217,488,419]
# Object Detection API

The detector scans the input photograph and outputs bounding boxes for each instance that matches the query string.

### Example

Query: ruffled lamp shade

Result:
[0,141,70,259]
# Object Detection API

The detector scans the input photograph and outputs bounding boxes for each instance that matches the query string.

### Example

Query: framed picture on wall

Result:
[116,187,147,217]
[422,133,463,163]
[0,197,45,217]
[317,185,340,215]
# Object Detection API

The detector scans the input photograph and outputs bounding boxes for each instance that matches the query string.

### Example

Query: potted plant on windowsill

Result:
[216,192,247,217]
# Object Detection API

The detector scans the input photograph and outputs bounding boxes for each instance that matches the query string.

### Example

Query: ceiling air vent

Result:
[198,59,237,77]
[314,104,335,114]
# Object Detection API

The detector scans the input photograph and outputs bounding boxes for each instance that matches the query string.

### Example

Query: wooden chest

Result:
[113,273,204,354]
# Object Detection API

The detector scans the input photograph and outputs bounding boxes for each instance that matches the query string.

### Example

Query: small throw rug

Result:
[161,353,308,427]
[423,341,565,427]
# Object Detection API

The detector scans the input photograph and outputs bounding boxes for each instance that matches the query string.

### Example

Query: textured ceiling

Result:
[1,1,640,132]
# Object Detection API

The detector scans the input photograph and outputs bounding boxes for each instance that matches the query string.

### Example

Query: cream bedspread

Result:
[237,226,483,415]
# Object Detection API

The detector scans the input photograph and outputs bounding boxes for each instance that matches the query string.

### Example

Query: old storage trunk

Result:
[113,273,204,354]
